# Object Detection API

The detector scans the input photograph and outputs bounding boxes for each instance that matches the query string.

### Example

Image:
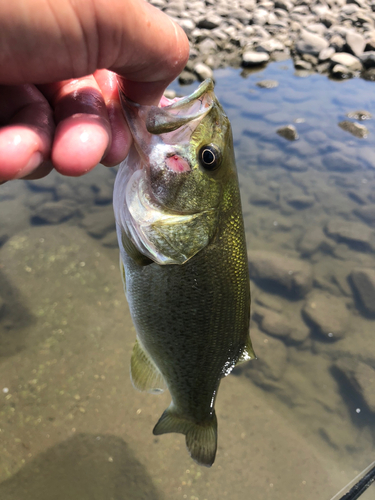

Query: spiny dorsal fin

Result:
[236,334,257,365]
[130,340,167,394]
[121,229,152,266]
[153,407,217,467]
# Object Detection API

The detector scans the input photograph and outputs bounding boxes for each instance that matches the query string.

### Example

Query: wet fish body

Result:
[113,79,254,467]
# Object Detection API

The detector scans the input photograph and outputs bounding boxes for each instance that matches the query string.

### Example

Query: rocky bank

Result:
[151,0,375,81]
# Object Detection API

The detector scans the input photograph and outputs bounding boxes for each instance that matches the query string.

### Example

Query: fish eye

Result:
[198,144,221,171]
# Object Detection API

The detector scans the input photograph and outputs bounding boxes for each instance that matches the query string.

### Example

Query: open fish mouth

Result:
[165,153,191,173]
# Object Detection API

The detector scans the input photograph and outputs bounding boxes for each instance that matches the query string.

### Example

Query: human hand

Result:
[0,0,189,182]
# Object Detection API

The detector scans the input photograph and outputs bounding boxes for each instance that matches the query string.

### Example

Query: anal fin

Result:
[236,334,257,365]
[153,407,217,467]
[130,340,166,394]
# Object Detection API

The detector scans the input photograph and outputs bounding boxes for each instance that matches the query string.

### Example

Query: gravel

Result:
[150,0,375,80]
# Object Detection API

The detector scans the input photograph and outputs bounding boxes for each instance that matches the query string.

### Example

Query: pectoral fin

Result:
[121,229,152,266]
[236,335,257,365]
[130,340,167,394]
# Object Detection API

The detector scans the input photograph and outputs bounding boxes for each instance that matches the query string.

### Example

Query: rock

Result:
[302,290,349,339]
[353,362,375,412]
[254,292,283,312]
[349,268,375,315]
[335,360,375,412]
[256,79,279,88]
[197,38,218,54]
[242,328,288,382]
[178,71,197,85]
[296,29,329,56]
[298,227,327,256]
[248,251,313,298]
[256,308,294,338]
[249,190,277,206]
[346,110,372,120]
[252,8,269,26]
[338,120,369,138]
[322,152,358,172]
[354,205,375,224]
[193,62,214,81]
[80,207,116,239]
[256,39,285,53]
[346,31,366,57]
[197,15,222,30]
[275,0,293,11]
[347,190,368,205]
[286,195,315,209]
[294,59,313,70]
[178,19,196,35]
[31,200,79,225]
[331,64,354,78]
[325,219,375,251]
[164,89,177,99]
[92,182,113,205]
[277,125,299,141]
[360,51,375,68]
[306,23,327,37]
[242,51,270,66]
[330,53,362,71]
[319,46,336,61]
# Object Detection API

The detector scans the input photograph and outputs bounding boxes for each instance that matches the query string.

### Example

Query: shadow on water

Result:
[0,433,161,500]
[0,270,35,359]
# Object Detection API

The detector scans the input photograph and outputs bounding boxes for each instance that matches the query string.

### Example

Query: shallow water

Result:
[1,61,375,499]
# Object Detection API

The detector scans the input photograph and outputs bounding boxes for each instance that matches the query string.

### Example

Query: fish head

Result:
[115,79,237,265]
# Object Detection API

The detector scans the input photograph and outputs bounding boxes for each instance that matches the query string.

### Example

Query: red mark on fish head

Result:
[165,155,190,173]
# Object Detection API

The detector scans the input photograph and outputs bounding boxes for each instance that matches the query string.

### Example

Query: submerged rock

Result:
[256,79,279,88]
[346,110,372,120]
[277,125,299,141]
[354,205,375,225]
[325,219,375,252]
[286,195,315,209]
[31,200,79,225]
[335,359,375,413]
[302,290,349,339]
[248,251,313,298]
[298,227,329,256]
[338,120,369,138]
[349,268,375,316]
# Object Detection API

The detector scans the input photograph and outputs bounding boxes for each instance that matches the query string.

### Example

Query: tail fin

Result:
[153,407,217,467]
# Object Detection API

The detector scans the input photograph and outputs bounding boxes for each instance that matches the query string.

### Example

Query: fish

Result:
[113,78,255,467]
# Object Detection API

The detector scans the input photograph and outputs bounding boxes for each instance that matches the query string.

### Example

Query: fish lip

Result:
[118,78,215,135]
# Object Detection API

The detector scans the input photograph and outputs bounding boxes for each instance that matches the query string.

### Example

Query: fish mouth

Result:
[165,154,191,173]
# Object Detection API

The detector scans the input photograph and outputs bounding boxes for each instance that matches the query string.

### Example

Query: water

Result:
[1,61,375,499]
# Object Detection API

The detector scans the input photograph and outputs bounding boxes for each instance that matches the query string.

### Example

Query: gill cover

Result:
[113,79,225,265]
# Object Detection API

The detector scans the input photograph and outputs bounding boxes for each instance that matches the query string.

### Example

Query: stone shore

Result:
[150,0,375,81]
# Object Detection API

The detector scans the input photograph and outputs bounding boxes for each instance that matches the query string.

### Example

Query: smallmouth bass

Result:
[113,79,254,467]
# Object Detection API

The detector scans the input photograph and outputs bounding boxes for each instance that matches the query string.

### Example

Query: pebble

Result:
[276,125,299,141]
[31,200,79,225]
[302,290,349,339]
[242,51,270,66]
[349,268,375,316]
[256,79,279,88]
[193,62,214,81]
[325,219,375,252]
[248,251,313,298]
[346,110,372,120]
[338,120,369,138]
